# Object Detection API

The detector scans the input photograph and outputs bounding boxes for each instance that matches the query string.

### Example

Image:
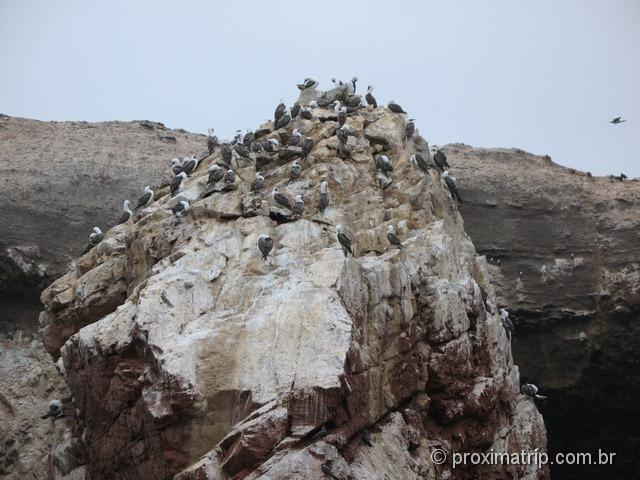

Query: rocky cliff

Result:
[449,144,640,479]
[36,94,547,479]
[0,114,204,333]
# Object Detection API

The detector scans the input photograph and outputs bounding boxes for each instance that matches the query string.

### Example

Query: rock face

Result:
[449,144,640,480]
[0,114,204,333]
[39,100,547,479]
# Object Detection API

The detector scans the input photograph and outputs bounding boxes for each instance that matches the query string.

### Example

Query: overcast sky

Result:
[1,0,638,176]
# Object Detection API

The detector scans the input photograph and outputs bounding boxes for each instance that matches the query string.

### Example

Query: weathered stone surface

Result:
[39,107,547,479]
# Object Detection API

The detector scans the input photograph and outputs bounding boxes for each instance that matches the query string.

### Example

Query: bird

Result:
[251,141,262,153]
[499,308,514,339]
[207,128,218,154]
[117,200,133,224]
[387,100,406,114]
[274,102,286,123]
[429,146,450,171]
[224,169,236,185]
[182,155,199,174]
[220,143,233,166]
[288,128,302,146]
[619,173,628,180]
[337,106,347,126]
[480,287,494,314]
[307,100,319,109]
[170,158,184,175]
[243,129,255,146]
[257,234,274,260]
[320,462,340,480]
[300,107,313,120]
[311,425,328,440]
[134,185,154,212]
[336,225,353,257]
[301,137,314,160]
[337,126,349,145]
[171,200,189,217]
[262,138,279,153]
[252,171,265,191]
[41,399,63,420]
[365,86,377,108]
[376,155,394,174]
[290,104,302,119]
[610,116,626,124]
[231,129,243,145]
[292,194,305,215]
[234,142,252,162]
[289,160,302,182]
[410,153,430,175]
[275,108,292,130]
[170,172,187,197]
[272,187,291,209]
[405,119,415,139]
[377,172,393,190]
[350,76,358,94]
[521,383,547,401]
[208,164,225,184]
[361,428,374,447]
[386,224,403,248]
[297,77,318,90]
[89,226,104,244]
[318,180,329,213]
[443,171,463,204]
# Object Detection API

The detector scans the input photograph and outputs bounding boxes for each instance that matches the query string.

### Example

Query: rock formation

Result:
[0,114,205,333]
[37,95,547,479]
[449,144,640,479]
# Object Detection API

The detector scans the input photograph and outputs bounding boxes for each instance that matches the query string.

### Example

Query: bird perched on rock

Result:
[252,171,265,191]
[320,462,340,480]
[251,141,262,153]
[41,399,64,420]
[610,116,626,124]
[311,425,328,440]
[224,169,236,185]
[274,108,292,130]
[480,287,494,314]
[117,200,133,224]
[134,185,154,212]
[170,172,187,197]
[337,106,347,126]
[376,155,394,174]
[221,143,233,166]
[182,155,199,174]
[231,130,243,145]
[289,160,302,182]
[386,224,403,248]
[288,128,302,146]
[387,100,407,114]
[170,158,184,175]
[337,125,349,145]
[207,128,218,154]
[318,180,329,212]
[290,104,302,119]
[365,85,377,108]
[83,227,104,253]
[362,428,374,447]
[307,100,319,109]
[258,234,273,260]
[349,76,358,94]
[292,194,305,215]
[301,107,313,120]
[274,102,286,123]
[262,138,279,153]
[171,200,189,217]
[297,77,318,90]
[208,164,225,184]
[429,146,450,171]
[405,119,415,139]
[243,129,255,146]
[521,383,547,401]
[499,308,514,339]
[410,153,430,175]
[443,171,463,204]
[302,137,314,160]
[377,172,393,190]
[272,187,291,209]
[234,142,252,162]
[336,225,353,257]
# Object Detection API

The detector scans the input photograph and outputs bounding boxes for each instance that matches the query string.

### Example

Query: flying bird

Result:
[521,383,547,401]
[429,146,450,171]
[318,180,329,213]
[365,86,377,108]
[208,164,225,184]
[410,153,430,175]
[272,187,291,209]
[386,224,403,248]
[117,200,133,224]
[610,116,626,124]
[376,155,394,174]
[289,160,302,182]
[171,200,189,217]
[336,225,354,257]
[258,234,274,260]
[292,194,305,215]
[170,172,187,197]
[443,171,463,204]
[387,100,406,114]
[252,171,265,191]
[134,186,154,212]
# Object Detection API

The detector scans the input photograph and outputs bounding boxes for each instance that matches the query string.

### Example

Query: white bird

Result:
[171,200,189,217]
[386,225,403,248]
[117,200,132,224]
[521,383,547,401]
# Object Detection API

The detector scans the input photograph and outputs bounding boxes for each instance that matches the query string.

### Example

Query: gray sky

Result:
[1,0,639,176]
